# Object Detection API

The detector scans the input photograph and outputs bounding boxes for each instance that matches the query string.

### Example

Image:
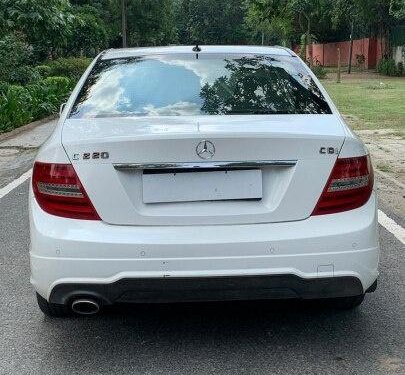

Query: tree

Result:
[390,0,405,19]
[67,5,108,55]
[0,33,34,83]
[244,0,340,52]
[68,0,128,48]
[354,0,395,39]
[177,0,248,44]
[0,0,75,59]
[288,0,332,64]
[173,0,191,43]
[331,1,358,72]
[125,0,177,46]
[245,0,292,46]
[331,0,403,58]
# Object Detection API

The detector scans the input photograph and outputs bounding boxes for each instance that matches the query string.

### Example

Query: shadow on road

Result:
[36,299,380,372]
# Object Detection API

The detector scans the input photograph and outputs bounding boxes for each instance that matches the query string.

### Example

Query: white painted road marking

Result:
[0,169,404,245]
[0,169,32,199]
[378,210,405,245]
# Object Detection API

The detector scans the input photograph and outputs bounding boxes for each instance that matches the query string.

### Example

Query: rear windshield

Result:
[69,53,332,118]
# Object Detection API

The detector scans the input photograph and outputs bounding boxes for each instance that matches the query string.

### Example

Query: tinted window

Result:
[69,54,332,118]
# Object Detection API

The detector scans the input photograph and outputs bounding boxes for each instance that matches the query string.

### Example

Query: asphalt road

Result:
[0,179,404,375]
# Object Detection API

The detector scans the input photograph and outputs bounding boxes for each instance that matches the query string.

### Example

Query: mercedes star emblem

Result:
[196,140,215,159]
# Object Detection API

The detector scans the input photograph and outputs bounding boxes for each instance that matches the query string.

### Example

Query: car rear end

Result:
[29,46,379,315]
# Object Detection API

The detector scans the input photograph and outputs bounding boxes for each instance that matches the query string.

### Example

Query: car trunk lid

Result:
[62,114,345,226]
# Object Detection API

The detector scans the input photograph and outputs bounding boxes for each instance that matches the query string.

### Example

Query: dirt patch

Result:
[357,129,405,219]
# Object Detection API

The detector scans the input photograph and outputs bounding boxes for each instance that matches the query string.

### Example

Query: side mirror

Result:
[59,102,67,116]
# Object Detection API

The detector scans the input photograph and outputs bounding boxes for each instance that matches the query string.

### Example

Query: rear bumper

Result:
[49,275,369,305]
[30,193,380,303]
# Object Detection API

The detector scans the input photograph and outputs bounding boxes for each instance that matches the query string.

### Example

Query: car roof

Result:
[101,45,294,60]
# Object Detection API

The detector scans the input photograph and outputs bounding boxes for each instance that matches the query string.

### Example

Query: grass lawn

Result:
[322,73,405,134]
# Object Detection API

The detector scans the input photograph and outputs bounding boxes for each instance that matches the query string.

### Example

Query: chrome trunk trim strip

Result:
[114,160,297,171]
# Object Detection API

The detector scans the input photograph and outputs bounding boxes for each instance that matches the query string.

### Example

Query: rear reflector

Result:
[312,155,373,215]
[32,162,100,220]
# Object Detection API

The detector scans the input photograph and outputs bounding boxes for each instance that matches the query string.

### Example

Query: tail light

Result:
[32,162,100,220]
[312,155,374,215]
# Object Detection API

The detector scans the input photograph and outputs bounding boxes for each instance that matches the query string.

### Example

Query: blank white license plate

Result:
[142,169,262,203]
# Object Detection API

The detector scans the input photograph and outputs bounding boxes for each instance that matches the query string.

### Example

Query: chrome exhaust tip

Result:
[71,298,100,315]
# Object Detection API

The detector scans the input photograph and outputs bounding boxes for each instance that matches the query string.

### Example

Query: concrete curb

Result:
[0,115,58,143]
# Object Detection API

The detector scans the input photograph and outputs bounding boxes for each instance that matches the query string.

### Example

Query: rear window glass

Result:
[69,53,332,118]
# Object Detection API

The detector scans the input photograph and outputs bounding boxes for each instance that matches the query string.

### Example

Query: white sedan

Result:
[29,45,379,316]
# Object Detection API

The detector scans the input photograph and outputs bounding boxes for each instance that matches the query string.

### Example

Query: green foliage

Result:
[126,0,177,46]
[245,0,399,46]
[36,65,52,79]
[390,0,405,20]
[397,62,404,76]
[377,58,405,77]
[0,33,42,85]
[289,0,334,48]
[0,0,75,60]
[0,77,72,133]
[0,85,33,133]
[46,57,92,82]
[0,81,9,95]
[299,33,307,60]
[310,62,327,79]
[245,0,292,46]
[44,77,72,97]
[10,66,42,86]
[0,33,34,83]
[1,0,403,60]
[27,77,73,118]
[350,0,395,39]
[245,0,340,46]
[177,0,247,44]
[377,57,398,76]
[67,4,108,55]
